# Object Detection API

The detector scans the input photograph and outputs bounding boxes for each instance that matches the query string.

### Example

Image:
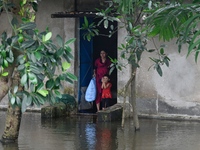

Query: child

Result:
[101,74,112,110]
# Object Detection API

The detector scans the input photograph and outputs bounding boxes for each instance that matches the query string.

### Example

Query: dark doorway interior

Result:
[79,17,117,113]
[93,18,118,108]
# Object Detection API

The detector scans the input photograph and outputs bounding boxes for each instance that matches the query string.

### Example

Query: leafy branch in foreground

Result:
[0,0,77,112]
[146,2,200,62]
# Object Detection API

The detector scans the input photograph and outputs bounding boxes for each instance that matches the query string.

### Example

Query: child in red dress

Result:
[101,74,112,110]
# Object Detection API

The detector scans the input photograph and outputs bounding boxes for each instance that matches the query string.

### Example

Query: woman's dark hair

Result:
[100,49,108,54]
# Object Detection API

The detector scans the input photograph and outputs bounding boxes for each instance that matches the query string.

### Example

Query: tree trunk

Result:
[130,66,140,130]
[121,96,126,127]
[121,65,140,128]
[0,0,34,143]
[1,69,22,143]
[1,103,22,143]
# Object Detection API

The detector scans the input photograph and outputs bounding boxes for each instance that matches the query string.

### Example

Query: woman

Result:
[93,50,111,112]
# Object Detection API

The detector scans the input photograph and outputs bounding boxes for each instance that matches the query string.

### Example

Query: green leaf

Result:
[188,38,200,56]
[28,72,36,80]
[49,92,56,104]
[163,57,169,67]
[46,79,54,89]
[147,49,155,52]
[56,35,63,47]
[16,97,21,105]
[128,22,133,30]
[56,48,64,57]
[155,64,162,76]
[28,72,38,84]
[55,78,61,86]
[6,56,14,63]
[30,83,35,92]
[1,72,8,76]
[35,93,45,105]
[1,32,7,43]
[62,62,71,71]
[84,16,88,27]
[30,65,43,74]
[32,96,40,106]
[18,22,36,30]
[65,38,76,46]
[36,82,44,91]
[160,48,164,55]
[21,40,35,49]
[66,72,77,81]
[31,53,36,63]
[10,96,16,105]
[54,90,62,98]
[13,86,18,94]
[109,66,115,75]
[22,94,27,113]
[34,51,42,60]
[11,17,18,27]
[37,89,48,97]
[26,95,32,106]
[18,64,25,71]
[104,19,109,29]
[44,32,52,42]
[1,50,6,58]
[21,73,28,85]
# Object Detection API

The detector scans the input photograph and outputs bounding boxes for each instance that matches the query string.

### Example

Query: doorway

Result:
[79,17,117,113]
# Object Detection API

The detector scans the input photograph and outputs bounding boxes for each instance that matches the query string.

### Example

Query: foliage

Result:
[146,1,200,62]
[0,0,77,112]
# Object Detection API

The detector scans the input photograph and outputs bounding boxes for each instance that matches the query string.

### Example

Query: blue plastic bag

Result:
[85,78,96,102]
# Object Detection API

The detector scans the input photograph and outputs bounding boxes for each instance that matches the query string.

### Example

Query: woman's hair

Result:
[100,49,108,54]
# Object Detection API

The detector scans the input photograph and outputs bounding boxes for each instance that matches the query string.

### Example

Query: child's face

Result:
[103,76,109,82]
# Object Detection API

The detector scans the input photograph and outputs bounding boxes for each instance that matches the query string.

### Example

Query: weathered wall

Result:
[117,24,200,117]
[1,0,200,118]
[135,39,200,117]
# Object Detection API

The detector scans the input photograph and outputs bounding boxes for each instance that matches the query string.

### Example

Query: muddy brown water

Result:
[0,111,200,150]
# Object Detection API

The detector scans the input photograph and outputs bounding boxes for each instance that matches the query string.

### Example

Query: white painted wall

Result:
[117,19,200,116]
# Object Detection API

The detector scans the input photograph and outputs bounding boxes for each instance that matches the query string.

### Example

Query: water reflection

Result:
[85,123,96,150]
[0,111,200,150]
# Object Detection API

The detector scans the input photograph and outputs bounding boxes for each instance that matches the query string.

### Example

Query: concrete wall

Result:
[135,39,200,117]
[117,22,200,117]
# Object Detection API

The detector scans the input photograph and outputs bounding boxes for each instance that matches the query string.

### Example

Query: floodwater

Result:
[0,111,200,150]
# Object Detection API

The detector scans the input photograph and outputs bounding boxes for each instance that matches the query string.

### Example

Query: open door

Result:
[79,17,117,113]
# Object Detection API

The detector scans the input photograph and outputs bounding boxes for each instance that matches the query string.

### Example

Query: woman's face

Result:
[100,51,107,58]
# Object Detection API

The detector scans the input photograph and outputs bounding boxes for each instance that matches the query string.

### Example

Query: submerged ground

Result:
[0,111,199,150]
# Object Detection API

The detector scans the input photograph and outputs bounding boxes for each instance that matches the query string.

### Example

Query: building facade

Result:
[1,0,200,119]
